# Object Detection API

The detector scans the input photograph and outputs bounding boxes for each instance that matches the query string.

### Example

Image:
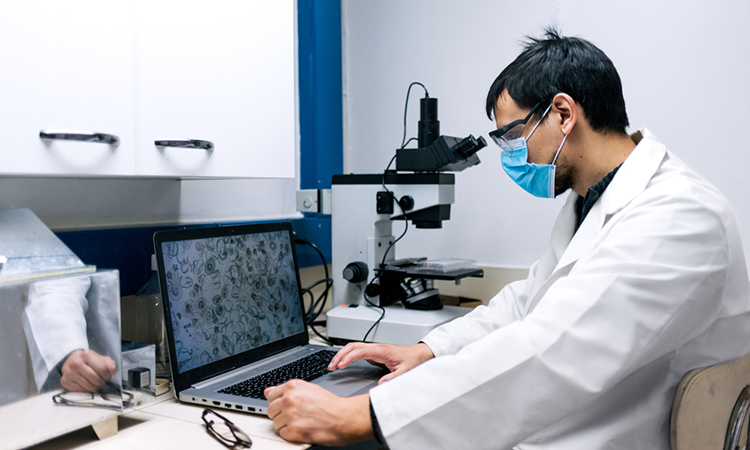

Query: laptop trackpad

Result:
[315,360,386,397]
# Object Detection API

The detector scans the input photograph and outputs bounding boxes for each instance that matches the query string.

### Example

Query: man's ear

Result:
[552,93,577,135]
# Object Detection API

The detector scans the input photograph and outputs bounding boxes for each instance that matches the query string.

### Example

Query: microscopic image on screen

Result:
[161,230,304,373]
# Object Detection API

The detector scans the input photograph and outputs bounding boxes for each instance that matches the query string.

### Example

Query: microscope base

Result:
[326,304,471,345]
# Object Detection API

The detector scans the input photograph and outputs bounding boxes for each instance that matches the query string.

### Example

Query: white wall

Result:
[343,0,750,268]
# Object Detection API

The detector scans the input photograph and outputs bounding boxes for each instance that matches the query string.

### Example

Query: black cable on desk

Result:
[294,234,334,346]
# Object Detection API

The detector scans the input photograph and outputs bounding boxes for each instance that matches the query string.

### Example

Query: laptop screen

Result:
[159,227,306,374]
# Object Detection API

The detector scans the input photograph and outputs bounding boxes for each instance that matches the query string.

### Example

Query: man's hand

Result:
[60,349,117,392]
[328,342,435,384]
[265,380,373,446]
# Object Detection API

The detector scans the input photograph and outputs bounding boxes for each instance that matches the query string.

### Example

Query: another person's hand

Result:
[328,342,435,384]
[60,349,117,392]
[265,380,373,446]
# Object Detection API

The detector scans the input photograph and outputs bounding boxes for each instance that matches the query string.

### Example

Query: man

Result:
[265,29,750,449]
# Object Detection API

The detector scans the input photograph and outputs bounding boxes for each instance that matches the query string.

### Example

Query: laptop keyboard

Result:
[218,350,338,400]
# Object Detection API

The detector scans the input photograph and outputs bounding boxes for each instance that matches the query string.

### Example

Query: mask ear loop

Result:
[551,133,568,165]
[526,103,554,141]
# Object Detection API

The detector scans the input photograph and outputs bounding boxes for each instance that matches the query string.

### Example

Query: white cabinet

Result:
[132,1,296,178]
[0,1,136,176]
[0,0,296,179]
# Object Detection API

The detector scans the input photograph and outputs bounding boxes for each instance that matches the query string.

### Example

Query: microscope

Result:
[325,94,487,345]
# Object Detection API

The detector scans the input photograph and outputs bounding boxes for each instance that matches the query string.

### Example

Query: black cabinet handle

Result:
[155,139,214,151]
[40,131,119,145]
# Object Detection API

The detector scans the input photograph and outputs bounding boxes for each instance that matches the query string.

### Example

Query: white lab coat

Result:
[19,272,120,396]
[1,274,95,406]
[370,129,750,449]
[22,275,93,391]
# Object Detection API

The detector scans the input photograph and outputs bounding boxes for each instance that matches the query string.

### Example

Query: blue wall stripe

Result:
[56,217,332,297]
[298,0,343,189]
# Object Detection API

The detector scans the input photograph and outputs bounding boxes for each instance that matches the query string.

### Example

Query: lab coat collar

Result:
[600,128,666,216]
[554,128,667,272]
[524,128,667,315]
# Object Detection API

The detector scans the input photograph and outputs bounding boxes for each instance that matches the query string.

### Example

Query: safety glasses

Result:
[202,409,252,448]
[52,381,135,411]
[488,102,543,153]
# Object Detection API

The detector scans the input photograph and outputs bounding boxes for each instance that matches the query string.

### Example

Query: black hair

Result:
[486,27,629,135]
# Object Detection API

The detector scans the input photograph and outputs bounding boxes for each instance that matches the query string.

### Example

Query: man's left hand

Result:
[265,380,374,446]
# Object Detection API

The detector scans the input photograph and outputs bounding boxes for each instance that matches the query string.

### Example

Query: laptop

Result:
[154,221,383,415]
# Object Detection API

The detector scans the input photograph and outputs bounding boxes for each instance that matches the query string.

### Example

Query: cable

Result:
[401,82,429,149]
[379,152,411,266]
[293,235,330,318]
[304,288,334,346]
[301,278,332,320]
[361,82,428,342]
[306,279,333,345]
[301,278,332,323]
[293,234,334,346]
[382,82,426,265]
[362,290,386,343]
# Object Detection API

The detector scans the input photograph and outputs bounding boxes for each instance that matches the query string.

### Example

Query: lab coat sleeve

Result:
[370,190,731,449]
[421,277,528,356]
[22,276,92,391]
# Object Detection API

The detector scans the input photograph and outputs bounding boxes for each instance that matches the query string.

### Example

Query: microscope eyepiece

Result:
[455,135,487,159]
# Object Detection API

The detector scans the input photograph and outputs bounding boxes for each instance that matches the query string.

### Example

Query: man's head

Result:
[486,28,628,135]
[487,28,636,198]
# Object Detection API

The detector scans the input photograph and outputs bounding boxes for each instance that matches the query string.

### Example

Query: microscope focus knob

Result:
[398,195,415,211]
[343,261,369,283]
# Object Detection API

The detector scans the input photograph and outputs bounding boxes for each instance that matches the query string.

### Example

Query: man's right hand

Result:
[60,349,117,392]
[328,342,435,384]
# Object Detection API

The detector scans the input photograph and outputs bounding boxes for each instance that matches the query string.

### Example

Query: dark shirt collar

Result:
[575,164,622,231]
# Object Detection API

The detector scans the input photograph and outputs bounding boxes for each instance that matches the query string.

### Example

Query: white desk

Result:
[26,331,336,450]
[27,393,309,450]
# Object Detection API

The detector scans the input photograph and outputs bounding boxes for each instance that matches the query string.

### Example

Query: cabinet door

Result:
[133,0,296,178]
[0,1,135,176]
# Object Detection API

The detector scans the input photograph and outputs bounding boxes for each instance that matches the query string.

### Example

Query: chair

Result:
[671,352,750,450]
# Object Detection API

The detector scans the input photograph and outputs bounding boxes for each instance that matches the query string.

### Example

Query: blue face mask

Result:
[493,104,568,198]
